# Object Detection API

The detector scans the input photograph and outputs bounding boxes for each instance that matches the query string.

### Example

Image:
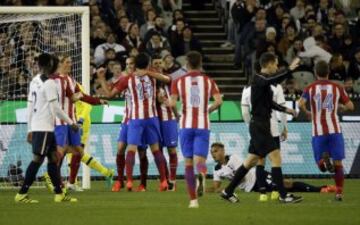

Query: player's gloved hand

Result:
[26,132,32,144]
[70,123,80,132]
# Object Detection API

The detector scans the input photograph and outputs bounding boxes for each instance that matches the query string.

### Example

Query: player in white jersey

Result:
[209,143,336,194]
[15,53,77,203]
[241,83,287,201]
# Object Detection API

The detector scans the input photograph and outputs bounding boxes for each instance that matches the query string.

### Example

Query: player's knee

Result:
[33,155,45,164]
[333,160,343,166]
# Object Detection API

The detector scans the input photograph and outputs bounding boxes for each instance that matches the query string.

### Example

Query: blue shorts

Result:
[117,123,148,149]
[179,128,210,158]
[54,125,81,147]
[312,133,345,162]
[160,120,178,148]
[127,117,161,146]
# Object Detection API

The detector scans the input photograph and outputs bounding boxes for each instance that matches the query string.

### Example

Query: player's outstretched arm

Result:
[137,69,171,83]
[258,58,300,85]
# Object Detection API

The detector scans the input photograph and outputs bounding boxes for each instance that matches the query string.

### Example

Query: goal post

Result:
[0,6,91,189]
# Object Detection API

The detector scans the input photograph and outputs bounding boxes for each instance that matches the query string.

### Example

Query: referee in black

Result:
[221,52,303,203]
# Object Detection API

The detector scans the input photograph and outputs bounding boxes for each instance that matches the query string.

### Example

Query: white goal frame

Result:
[0,7,91,189]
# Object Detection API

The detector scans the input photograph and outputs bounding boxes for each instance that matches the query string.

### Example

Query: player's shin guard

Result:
[19,161,42,194]
[81,153,110,176]
[271,167,287,198]
[47,162,62,194]
[116,153,125,184]
[256,165,267,194]
[185,165,197,200]
[69,152,81,184]
[125,151,136,182]
[334,165,344,194]
[139,154,148,187]
[152,150,167,182]
[169,152,178,181]
[225,164,249,195]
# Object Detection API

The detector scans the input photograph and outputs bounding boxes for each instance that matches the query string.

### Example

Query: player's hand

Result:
[70,123,80,132]
[289,57,300,71]
[96,67,106,80]
[286,108,298,117]
[100,99,109,106]
[280,128,288,141]
[136,69,148,77]
[338,104,346,113]
[26,132,32,144]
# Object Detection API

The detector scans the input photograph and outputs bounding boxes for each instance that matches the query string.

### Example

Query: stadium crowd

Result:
[0,0,360,98]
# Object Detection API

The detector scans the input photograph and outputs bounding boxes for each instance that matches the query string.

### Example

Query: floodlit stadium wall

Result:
[1,122,360,179]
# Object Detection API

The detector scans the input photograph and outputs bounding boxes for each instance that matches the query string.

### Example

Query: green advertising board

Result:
[0,100,243,123]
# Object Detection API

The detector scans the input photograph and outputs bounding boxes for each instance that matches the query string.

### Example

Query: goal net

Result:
[0,7,90,189]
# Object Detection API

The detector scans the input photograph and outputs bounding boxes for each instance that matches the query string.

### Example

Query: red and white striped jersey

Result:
[122,89,132,124]
[157,83,176,121]
[302,80,350,136]
[115,74,158,120]
[51,74,76,125]
[171,71,220,129]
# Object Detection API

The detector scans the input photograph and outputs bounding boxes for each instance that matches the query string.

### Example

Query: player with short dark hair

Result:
[15,53,77,203]
[169,51,223,208]
[298,60,354,201]
[109,53,171,191]
[221,53,303,204]
[209,142,336,194]
[153,54,179,191]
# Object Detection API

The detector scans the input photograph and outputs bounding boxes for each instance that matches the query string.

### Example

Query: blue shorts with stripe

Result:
[312,133,345,162]
[117,123,148,149]
[179,128,210,158]
[54,125,81,147]
[127,117,161,146]
[160,120,178,148]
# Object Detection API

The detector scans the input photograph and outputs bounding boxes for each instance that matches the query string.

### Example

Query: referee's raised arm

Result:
[253,56,300,86]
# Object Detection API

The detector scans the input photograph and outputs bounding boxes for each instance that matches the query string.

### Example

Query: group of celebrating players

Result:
[15,49,353,208]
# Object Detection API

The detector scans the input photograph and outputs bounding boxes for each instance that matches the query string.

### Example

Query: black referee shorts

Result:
[248,119,279,157]
[32,132,57,156]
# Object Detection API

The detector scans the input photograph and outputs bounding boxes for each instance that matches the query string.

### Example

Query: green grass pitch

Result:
[1,179,359,225]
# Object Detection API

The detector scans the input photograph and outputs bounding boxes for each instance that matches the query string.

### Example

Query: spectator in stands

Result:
[286,38,307,66]
[104,48,117,64]
[146,32,170,56]
[316,0,331,25]
[265,26,277,44]
[290,0,305,21]
[144,16,168,44]
[172,26,202,57]
[159,0,181,25]
[329,53,348,81]
[268,2,286,31]
[161,50,181,74]
[342,35,356,62]
[116,16,130,43]
[348,48,360,80]
[278,23,298,57]
[344,77,357,95]
[168,19,185,46]
[122,23,145,53]
[329,23,346,54]
[242,17,267,60]
[302,15,317,37]
[284,77,302,97]
[106,60,122,82]
[298,36,332,64]
[311,24,325,37]
[91,27,107,49]
[140,9,157,40]
[94,33,126,66]
[232,0,257,68]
